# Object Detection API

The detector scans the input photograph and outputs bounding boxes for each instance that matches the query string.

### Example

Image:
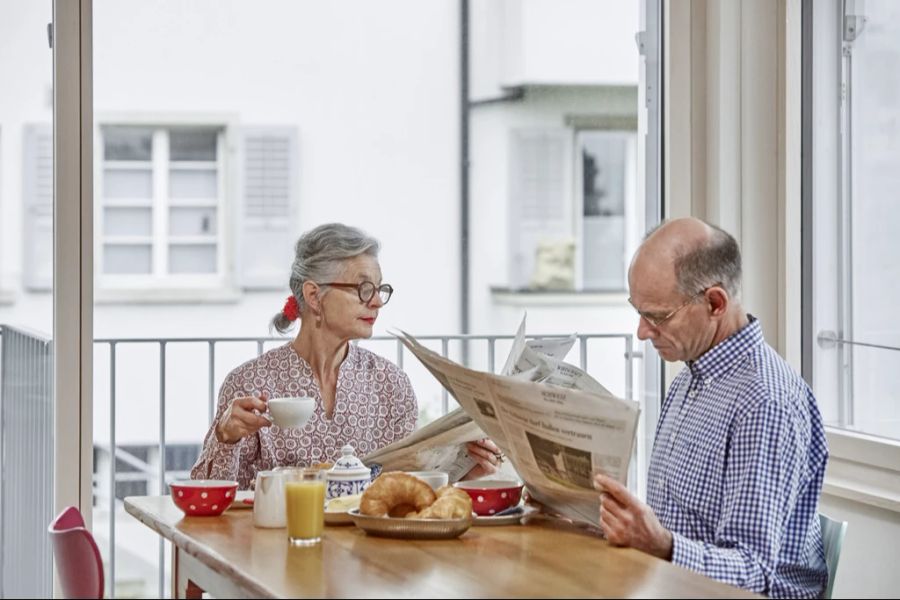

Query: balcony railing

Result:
[0,325,54,599]
[1,327,642,598]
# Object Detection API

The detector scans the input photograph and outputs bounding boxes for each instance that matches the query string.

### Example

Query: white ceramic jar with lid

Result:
[325,444,372,500]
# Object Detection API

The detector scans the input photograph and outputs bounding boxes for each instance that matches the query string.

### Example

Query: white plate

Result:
[348,509,472,539]
[473,505,524,526]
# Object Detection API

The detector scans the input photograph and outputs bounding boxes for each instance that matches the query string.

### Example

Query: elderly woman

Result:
[191,223,500,488]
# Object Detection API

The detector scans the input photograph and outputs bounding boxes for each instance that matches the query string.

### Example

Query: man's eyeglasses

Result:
[320,281,393,305]
[628,288,709,328]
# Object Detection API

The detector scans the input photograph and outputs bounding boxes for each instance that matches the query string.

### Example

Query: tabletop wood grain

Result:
[125,496,760,598]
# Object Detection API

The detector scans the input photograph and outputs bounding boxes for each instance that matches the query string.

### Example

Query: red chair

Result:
[48,506,104,599]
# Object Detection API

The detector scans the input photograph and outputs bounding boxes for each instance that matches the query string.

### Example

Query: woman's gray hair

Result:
[271,223,380,333]
[672,224,742,300]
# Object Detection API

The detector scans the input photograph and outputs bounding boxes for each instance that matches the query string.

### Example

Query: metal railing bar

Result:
[92,332,633,344]
[441,338,449,413]
[625,336,634,404]
[95,445,156,475]
[158,341,166,598]
[208,342,215,426]
[487,338,495,373]
[109,342,117,600]
[817,332,900,353]
[93,469,193,487]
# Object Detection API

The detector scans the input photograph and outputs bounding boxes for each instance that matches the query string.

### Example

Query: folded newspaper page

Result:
[362,406,485,482]
[392,318,640,527]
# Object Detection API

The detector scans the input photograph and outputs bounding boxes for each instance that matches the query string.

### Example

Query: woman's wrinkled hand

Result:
[460,438,503,480]
[215,393,271,444]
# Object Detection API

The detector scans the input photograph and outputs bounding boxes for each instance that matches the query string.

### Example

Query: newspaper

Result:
[362,405,485,482]
[372,316,640,527]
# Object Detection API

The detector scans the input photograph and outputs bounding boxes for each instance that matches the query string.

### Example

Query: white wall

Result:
[1,0,644,446]
[0,0,53,304]
[2,0,462,339]
[471,0,639,98]
[820,495,900,599]
[91,0,461,338]
[2,0,464,444]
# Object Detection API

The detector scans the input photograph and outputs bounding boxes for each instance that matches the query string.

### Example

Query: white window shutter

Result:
[508,129,573,289]
[238,127,299,289]
[23,124,53,291]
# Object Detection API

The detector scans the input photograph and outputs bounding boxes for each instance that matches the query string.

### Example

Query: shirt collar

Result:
[687,315,763,381]
[285,341,358,370]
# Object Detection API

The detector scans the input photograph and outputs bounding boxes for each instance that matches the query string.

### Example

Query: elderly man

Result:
[594,218,828,598]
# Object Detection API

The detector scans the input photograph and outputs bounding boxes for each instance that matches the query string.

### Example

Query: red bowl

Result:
[453,480,524,516]
[169,480,238,516]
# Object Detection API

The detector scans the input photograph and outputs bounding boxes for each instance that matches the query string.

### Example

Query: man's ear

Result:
[706,286,729,318]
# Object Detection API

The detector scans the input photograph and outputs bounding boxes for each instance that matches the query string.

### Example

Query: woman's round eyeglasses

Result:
[320,281,393,305]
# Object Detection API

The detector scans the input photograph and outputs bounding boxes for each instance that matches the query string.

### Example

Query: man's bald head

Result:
[631,218,742,299]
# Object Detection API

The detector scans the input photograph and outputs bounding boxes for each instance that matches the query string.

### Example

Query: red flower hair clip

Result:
[282,295,300,321]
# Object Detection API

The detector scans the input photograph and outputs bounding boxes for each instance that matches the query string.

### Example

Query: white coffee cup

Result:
[405,470,449,490]
[253,470,286,528]
[267,396,315,429]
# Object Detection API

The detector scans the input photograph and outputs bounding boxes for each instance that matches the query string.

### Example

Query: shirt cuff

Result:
[198,433,243,473]
[210,433,245,461]
[671,531,706,573]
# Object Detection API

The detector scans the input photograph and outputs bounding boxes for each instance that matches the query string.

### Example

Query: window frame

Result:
[506,123,640,294]
[573,127,638,293]
[804,0,900,443]
[93,114,238,299]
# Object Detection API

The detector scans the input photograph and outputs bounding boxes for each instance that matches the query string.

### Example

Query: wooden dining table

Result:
[125,495,760,599]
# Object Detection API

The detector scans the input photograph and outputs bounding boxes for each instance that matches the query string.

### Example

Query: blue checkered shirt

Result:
[646,317,829,598]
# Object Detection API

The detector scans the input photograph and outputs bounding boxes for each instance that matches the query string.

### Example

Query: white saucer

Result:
[324,510,355,526]
[225,490,254,510]
[473,505,524,526]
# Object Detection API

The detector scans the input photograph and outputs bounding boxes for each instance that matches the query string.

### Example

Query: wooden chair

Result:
[819,512,848,599]
[48,506,104,599]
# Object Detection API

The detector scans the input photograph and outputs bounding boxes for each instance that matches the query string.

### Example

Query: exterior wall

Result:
[1,0,642,444]
[0,0,53,304]
[471,0,640,95]
[1,2,644,596]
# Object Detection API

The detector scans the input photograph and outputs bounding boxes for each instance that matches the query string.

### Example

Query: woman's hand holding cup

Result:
[215,393,271,444]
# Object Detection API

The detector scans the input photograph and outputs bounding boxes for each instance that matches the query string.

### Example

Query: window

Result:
[99,125,225,284]
[578,130,635,290]
[508,127,637,292]
[95,124,299,294]
[809,0,900,441]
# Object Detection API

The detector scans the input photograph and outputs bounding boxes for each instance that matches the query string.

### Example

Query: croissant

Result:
[359,472,437,518]
[407,485,472,519]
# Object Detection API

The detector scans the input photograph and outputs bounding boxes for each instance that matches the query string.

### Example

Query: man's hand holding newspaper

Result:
[363,315,640,528]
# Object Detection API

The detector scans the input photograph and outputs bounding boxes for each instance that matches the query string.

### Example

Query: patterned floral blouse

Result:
[190,342,417,489]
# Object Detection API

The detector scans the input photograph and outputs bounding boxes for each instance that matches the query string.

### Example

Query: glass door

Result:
[0,1,55,596]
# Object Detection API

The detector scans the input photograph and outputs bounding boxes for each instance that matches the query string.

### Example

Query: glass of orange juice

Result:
[283,467,325,546]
